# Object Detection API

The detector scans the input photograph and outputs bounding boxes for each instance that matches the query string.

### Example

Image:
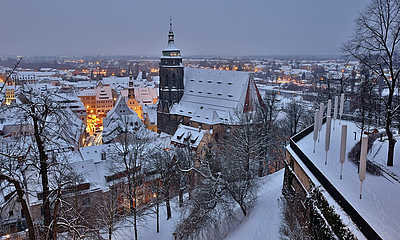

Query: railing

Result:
[289,119,382,240]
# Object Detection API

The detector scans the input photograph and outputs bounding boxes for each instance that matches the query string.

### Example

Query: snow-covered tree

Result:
[353,76,379,139]
[175,110,268,239]
[280,100,313,139]
[342,0,400,166]
[105,115,156,240]
[0,88,89,239]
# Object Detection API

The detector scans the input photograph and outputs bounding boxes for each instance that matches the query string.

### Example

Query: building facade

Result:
[157,20,184,134]
[157,22,264,136]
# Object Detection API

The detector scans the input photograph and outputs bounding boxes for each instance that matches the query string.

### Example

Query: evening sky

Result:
[0,0,370,57]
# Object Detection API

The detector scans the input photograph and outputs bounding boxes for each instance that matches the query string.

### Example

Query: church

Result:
[157,21,264,139]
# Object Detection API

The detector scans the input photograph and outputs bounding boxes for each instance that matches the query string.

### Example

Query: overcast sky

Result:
[0,0,370,57]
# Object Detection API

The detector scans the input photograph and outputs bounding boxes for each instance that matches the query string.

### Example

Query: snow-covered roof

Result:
[163,40,180,52]
[171,124,208,148]
[170,68,250,124]
[71,159,108,192]
[79,144,111,163]
[95,85,112,101]
[102,96,143,143]
[78,88,96,97]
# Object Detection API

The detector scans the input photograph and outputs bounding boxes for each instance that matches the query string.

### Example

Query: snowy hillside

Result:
[114,170,284,240]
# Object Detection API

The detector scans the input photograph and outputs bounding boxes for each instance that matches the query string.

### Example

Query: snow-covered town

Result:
[1,0,400,239]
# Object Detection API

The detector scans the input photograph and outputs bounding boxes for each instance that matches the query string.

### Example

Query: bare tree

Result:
[149,145,173,221]
[281,100,308,137]
[353,77,379,139]
[96,185,125,240]
[342,0,400,166]
[106,115,156,240]
[0,87,87,239]
[259,91,287,174]
[174,141,234,240]
[175,110,267,239]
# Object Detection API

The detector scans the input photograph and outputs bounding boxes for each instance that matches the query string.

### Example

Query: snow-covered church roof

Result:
[170,68,253,124]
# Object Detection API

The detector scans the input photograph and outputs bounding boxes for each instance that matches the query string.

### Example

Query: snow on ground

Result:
[295,119,400,240]
[224,169,284,240]
[368,135,400,178]
[113,170,284,240]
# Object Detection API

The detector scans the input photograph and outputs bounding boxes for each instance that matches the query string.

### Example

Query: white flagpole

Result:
[333,96,338,130]
[339,93,344,125]
[313,109,320,153]
[359,136,368,199]
[318,103,324,141]
[339,125,347,179]
[325,116,332,165]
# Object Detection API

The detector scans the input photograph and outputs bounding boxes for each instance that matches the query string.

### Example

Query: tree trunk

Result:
[386,104,396,166]
[156,198,159,233]
[178,188,183,208]
[166,190,171,220]
[32,109,52,239]
[133,175,138,240]
[52,198,60,240]
[134,207,138,240]
[387,137,396,166]
[239,202,247,217]
[14,179,36,240]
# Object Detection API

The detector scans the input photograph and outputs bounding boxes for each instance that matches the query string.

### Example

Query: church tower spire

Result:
[157,18,184,134]
[168,16,174,42]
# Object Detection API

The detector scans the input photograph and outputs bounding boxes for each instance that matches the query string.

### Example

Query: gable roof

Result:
[171,124,208,148]
[170,67,251,124]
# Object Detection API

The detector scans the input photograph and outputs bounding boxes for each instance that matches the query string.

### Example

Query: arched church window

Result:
[172,73,176,87]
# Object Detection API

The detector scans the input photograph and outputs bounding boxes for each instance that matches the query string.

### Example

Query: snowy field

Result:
[295,119,400,240]
[113,170,284,240]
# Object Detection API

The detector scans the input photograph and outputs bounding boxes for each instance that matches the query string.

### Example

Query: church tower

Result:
[126,69,144,120]
[157,18,184,133]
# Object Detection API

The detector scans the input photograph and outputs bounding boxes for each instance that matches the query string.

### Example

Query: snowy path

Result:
[114,170,284,240]
[224,170,284,240]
